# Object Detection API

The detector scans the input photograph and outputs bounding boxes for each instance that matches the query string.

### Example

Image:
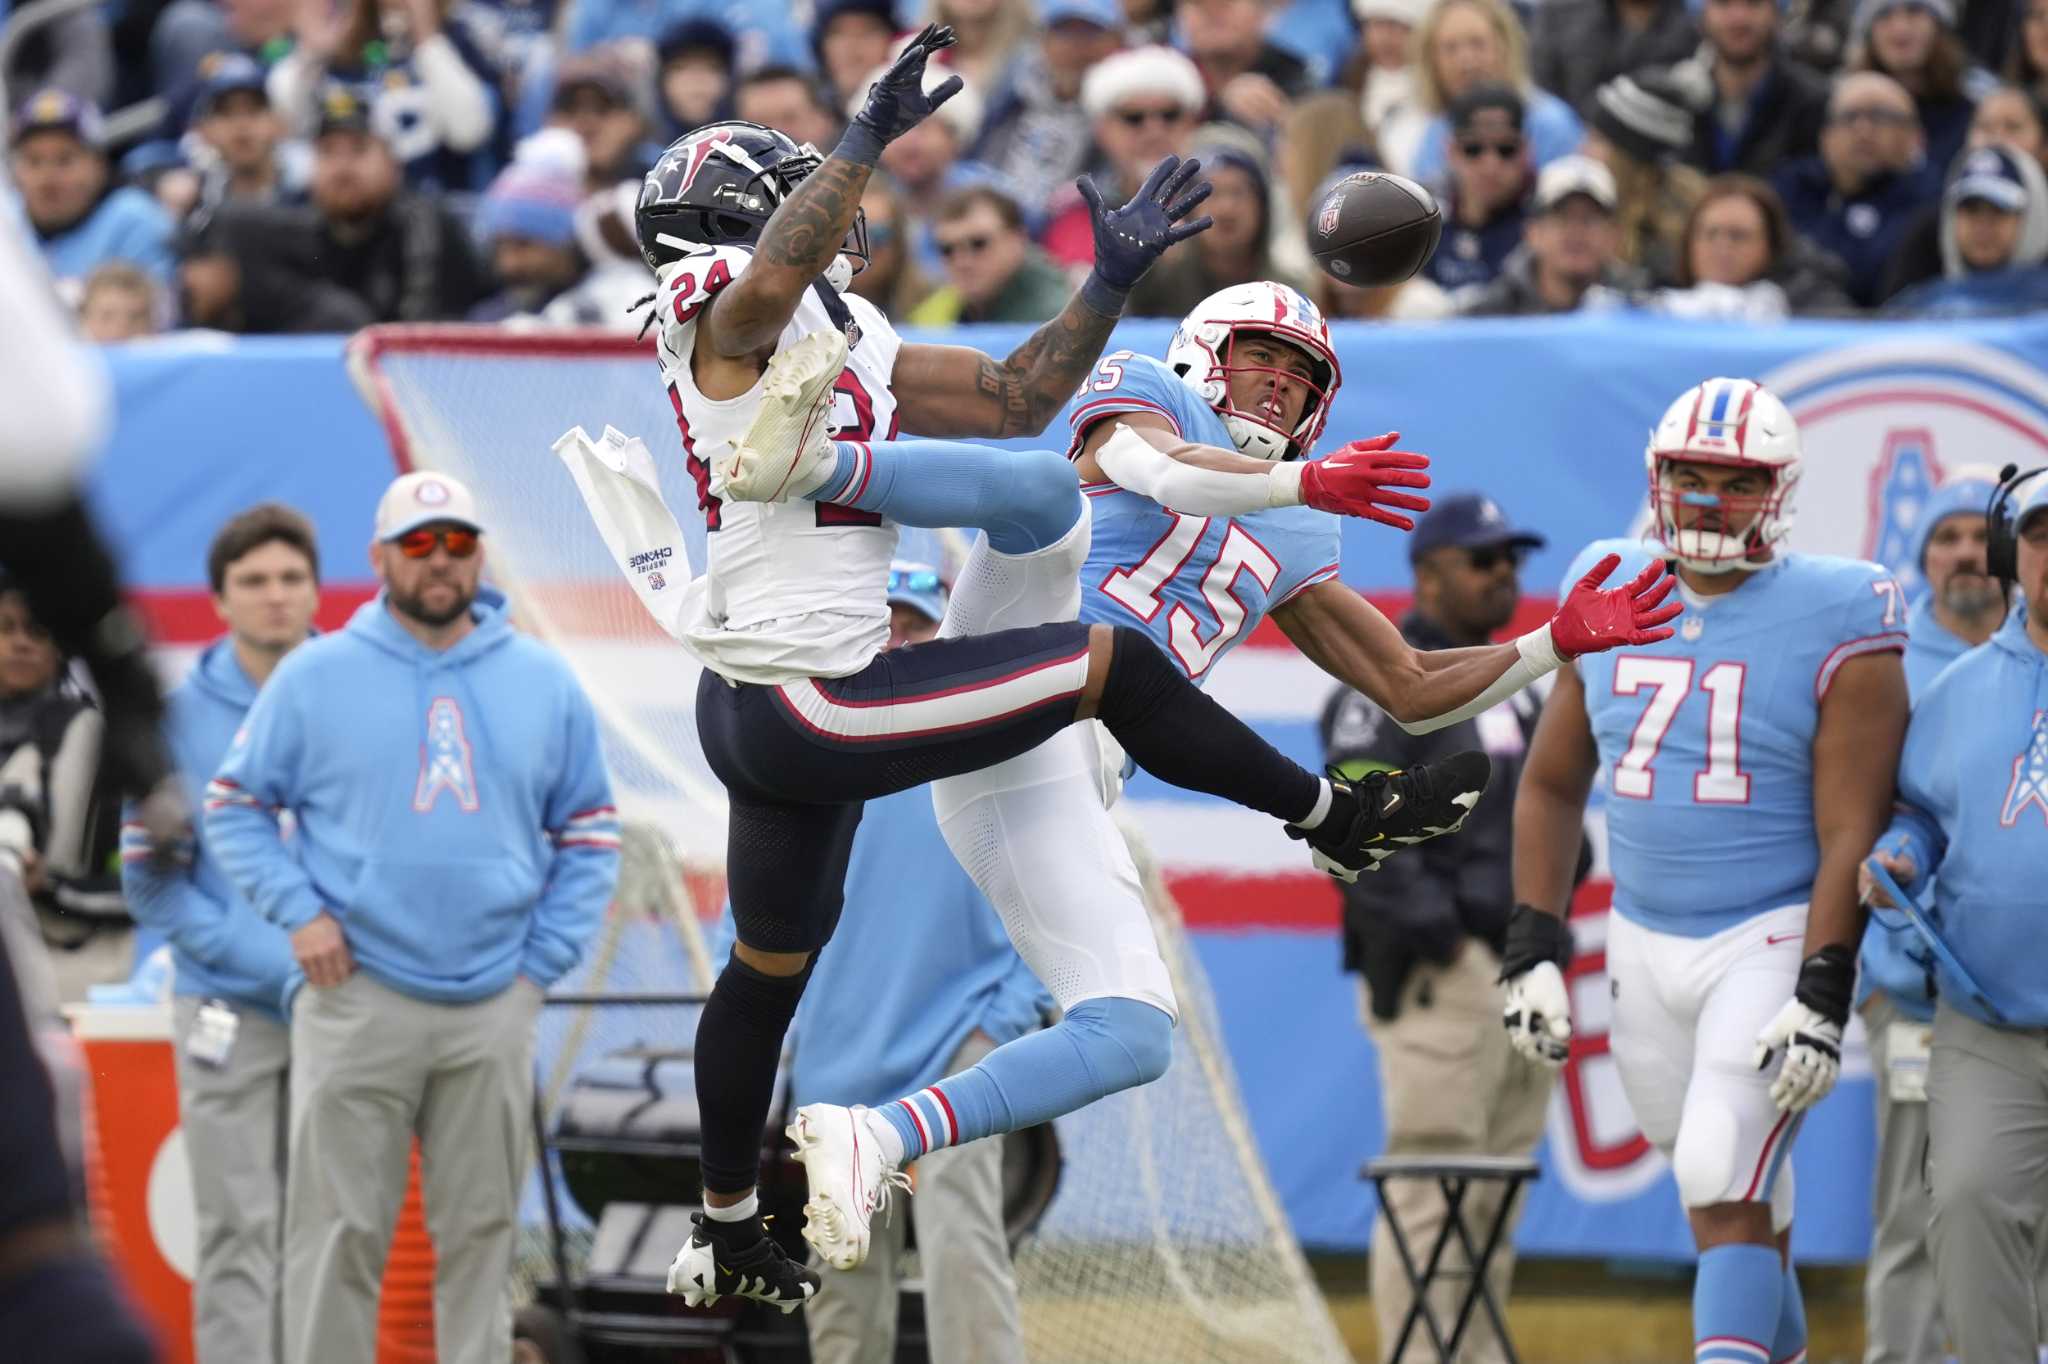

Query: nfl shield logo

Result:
[1317,196,1343,236]
[648,572,666,591]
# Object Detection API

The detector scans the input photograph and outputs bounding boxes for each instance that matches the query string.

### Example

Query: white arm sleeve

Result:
[1393,624,1563,735]
[1093,421,1304,517]
[413,34,495,152]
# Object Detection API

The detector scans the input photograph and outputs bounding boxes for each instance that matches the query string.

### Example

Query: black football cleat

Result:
[1290,750,1492,883]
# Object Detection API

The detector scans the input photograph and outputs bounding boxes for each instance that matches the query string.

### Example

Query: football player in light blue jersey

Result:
[1500,377,1910,1364]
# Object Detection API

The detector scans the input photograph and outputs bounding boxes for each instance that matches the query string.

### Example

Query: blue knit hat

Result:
[475,129,585,248]
[1913,474,1998,570]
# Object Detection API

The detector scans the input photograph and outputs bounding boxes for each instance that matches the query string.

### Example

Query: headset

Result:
[1986,462,2048,583]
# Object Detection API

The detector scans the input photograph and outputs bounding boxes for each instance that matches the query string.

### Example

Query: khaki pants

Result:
[805,1033,1026,1364]
[174,996,290,1364]
[284,972,542,1364]
[1364,942,1551,1364]
[1926,1001,2048,1364]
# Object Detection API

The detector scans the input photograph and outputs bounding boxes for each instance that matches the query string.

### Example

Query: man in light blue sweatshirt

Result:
[204,471,620,1364]
[1863,472,2048,1364]
[1854,470,2002,1364]
[121,503,318,1364]
[8,89,174,298]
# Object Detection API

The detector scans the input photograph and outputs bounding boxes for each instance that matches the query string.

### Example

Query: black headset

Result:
[1986,463,2048,583]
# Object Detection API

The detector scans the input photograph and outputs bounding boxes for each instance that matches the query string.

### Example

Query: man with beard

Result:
[180,84,486,333]
[204,472,619,1364]
[1318,492,1566,1363]
[1854,470,2007,1364]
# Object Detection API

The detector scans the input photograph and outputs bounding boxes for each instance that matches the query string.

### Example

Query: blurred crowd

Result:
[7,0,2048,342]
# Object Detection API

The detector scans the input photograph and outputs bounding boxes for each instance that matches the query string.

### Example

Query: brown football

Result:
[1307,171,1444,289]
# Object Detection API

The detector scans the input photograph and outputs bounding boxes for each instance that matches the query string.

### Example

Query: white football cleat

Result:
[718,329,848,503]
[787,1103,911,1271]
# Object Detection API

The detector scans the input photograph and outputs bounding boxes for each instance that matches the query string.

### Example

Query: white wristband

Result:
[1398,623,1564,735]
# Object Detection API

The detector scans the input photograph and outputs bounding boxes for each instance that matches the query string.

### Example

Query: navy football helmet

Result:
[635,120,869,275]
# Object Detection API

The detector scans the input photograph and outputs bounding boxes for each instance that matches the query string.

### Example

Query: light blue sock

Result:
[877,997,1172,1158]
[808,439,1083,554]
[1693,1243,1784,1364]
[1772,1258,1806,1363]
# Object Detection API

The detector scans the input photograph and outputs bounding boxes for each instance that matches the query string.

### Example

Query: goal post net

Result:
[347,325,1349,1364]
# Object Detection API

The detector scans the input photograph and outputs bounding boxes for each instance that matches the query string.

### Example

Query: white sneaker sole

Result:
[720,330,848,503]
[787,1106,874,1272]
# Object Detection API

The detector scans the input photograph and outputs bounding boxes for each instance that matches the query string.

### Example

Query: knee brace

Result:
[1672,1106,1746,1210]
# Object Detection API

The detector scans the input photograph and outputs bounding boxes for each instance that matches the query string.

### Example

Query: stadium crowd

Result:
[6,0,2048,341]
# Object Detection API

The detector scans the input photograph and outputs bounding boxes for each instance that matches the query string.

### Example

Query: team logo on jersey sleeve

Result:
[1763,341,2048,596]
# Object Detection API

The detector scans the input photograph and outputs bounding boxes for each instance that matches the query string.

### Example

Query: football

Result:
[1307,171,1443,288]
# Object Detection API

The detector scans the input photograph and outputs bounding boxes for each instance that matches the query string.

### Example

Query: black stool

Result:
[1361,1154,1540,1363]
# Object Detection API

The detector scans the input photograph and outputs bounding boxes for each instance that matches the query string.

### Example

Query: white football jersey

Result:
[654,245,903,684]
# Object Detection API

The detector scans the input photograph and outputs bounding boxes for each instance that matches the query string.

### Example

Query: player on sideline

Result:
[727,279,1684,1275]
[1499,379,1909,1364]
[636,29,1507,1311]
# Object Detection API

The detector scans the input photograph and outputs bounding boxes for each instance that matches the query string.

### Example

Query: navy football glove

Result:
[1079,155,1214,307]
[838,25,963,165]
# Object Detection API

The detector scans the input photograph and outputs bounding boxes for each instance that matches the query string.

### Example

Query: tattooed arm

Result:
[891,294,1121,438]
[892,155,1215,438]
[698,26,961,377]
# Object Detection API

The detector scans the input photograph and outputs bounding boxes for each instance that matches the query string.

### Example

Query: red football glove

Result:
[1298,432,1432,530]
[1548,554,1683,657]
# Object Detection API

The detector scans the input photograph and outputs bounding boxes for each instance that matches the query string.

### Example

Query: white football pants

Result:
[931,508,1178,1021]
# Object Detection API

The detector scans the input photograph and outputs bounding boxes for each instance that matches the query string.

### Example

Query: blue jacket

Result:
[204,590,620,1004]
[120,640,299,1019]
[713,783,1049,1109]
[37,186,175,291]
[1881,609,2048,1029]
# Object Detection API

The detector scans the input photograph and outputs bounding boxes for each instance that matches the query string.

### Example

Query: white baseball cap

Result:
[374,471,485,541]
[1533,154,1619,215]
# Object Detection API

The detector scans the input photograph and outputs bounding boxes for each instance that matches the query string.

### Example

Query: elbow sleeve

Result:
[1094,423,1300,518]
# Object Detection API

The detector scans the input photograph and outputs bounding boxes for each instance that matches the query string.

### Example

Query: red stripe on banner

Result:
[1166,871,1342,932]
[134,585,382,644]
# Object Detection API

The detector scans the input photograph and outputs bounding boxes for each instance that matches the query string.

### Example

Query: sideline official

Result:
[1319,493,1565,1364]
[1863,475,2048,1363]
[121,504,318,1363]
[205,472,620,1364]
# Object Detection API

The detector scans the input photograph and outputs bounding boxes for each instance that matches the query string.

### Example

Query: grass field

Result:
[1312,1256,1868,1364]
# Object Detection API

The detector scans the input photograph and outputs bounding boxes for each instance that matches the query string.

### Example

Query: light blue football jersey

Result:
[1054,350,1343,681]
[1569,538,1907,938]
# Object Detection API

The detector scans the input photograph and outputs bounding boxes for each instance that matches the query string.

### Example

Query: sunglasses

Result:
[394,527,480,559]
[1463,544,1526,572]
[937,233,994,259]
[888,568,943,595]
[1116,106,1187,128]
[1457,138,1523,160]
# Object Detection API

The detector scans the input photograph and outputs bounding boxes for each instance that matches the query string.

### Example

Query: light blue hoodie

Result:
[205,590,619,1005]
[710,782,1050,1109]
[1858,476,1998,1018]
[1880,607,2048,1029]
[120,638,299,1019]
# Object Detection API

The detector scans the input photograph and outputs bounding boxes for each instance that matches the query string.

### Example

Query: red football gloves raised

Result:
[1299,432,1432,530]
[1548,554,1683,658]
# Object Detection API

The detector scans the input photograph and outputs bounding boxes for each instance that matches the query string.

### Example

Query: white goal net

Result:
[347,325,1349,1364]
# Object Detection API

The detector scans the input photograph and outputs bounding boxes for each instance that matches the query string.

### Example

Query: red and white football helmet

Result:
[1164,281,1342,462]
[1645,377,1802,573]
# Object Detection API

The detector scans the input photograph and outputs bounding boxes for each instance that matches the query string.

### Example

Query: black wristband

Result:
[1499,903,1571,981]
[1793,944,1857,1026]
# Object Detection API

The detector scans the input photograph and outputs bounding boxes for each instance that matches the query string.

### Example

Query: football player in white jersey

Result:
[638,29,1511,1311]
[1499,379,1909,1364]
